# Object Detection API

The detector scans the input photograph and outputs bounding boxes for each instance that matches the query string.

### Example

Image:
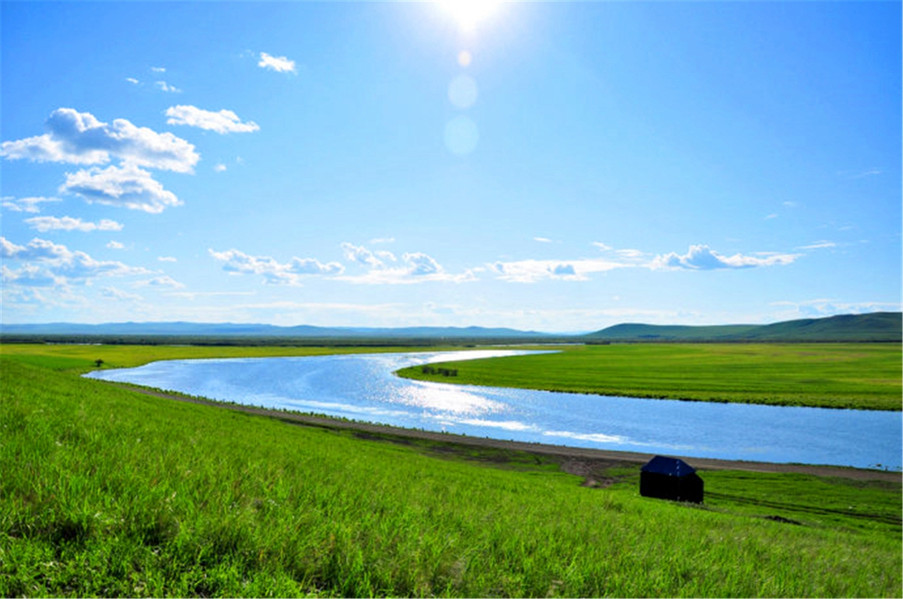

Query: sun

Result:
[437,0,502,33]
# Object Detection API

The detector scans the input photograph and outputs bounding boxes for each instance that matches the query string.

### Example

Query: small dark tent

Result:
[640,456,704,503]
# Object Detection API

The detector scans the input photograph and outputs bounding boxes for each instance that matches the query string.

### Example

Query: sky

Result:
[1,1,900,332]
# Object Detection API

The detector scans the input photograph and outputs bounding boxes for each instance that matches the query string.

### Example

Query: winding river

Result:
[85,350,902,470]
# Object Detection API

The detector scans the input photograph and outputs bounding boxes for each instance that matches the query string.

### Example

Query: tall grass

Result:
[399,343,903,410]
[2,348,901,596]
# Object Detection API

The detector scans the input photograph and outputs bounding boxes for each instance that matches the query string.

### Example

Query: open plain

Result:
[2,342,900,597]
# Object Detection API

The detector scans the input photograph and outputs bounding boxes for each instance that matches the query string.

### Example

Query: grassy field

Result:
[1,342,442,374]
[399,343,903,411]
[1,344,901,596]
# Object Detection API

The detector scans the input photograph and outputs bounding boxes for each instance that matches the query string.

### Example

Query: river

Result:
[84,349,902,470]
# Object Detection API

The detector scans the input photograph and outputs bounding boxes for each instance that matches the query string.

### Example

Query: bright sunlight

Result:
[436,0,502,32]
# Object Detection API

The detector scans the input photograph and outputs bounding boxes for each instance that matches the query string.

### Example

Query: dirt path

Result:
[111,382,901,483]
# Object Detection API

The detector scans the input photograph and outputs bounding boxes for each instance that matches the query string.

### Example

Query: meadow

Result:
[1,343,901,596]
[399,343,903,411]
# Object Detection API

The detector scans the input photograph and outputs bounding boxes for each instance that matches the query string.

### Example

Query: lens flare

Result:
[448,74,478,109]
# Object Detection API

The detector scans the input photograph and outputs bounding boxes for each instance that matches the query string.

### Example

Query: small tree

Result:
[94,359,104,368]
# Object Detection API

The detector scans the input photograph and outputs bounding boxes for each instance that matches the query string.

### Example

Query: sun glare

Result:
[437,0,502,33]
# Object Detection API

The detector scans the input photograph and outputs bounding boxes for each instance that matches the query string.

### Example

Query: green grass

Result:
[398,343,903,411]
[0,342,444,374]
[1,345,901,596]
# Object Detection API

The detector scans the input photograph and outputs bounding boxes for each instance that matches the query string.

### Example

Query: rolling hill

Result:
[584,312,902,342]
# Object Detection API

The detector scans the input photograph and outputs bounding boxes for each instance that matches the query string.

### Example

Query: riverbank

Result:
[110,381,900,483]
[399,343,903,411]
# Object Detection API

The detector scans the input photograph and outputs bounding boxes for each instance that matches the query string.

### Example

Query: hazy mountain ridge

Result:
[0,321,548,339]
[2,312,900,342]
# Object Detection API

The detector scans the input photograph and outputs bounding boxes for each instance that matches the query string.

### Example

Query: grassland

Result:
[1,343,901,596]
[399,343,903,411]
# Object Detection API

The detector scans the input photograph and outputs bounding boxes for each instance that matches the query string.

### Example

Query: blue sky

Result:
[2,1,900,331]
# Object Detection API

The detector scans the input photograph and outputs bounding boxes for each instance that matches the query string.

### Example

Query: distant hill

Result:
[3,312,899,343]
[584,312,902,342]
[0,321,549,340]
[586,323,761,341]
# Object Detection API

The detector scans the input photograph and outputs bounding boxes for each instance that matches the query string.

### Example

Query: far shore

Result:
[108,381,901,483]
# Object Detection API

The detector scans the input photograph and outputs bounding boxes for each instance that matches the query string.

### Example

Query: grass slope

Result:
[585,312,902,342]
[1,346,901,596]
[742,312,903,342]
[399,343,903,411]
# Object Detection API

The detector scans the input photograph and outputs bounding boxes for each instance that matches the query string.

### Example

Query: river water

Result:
[85,350,902,470]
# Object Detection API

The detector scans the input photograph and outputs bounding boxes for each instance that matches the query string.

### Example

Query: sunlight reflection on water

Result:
[85,350,902,470]
[395,381,506,414]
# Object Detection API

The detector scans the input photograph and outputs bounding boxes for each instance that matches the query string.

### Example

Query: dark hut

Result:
[640,456,704,503]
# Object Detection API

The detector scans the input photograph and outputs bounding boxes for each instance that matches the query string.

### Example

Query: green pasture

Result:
[1,345,901,596]
[0,342,437,374]
[399,343,903,411]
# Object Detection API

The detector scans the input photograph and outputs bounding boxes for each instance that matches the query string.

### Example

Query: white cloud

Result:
[214,164,227,172]
[1,196,62,214]
[1,108,199,173]
[770,299,902,319]
[615,248,646,260]
[341,242,391,269]
[150,66,166,73]
[488,242,796,281]
[534,237,553,243]
[403,252,442,276]
[796,240,836,250]
[650,244,799,270]
[157,256,177,262]
[165,290,257,300]
[2,263,64,288]
[155,81,182,93]
[1,236,151,288]
[593,243,647,261]
[336,243,472,284]
[1,131,107,165]
[838,168,882,180]
[1,237,26,258]
[24,216,123,233]
[107,241,125,250]
[135,275,185,289]
[489,257,626,283]
[288,257,344,276]
[210,248,344,285]
[126,77,140,85]
[61,164,182,213]
[102,286,143,301]
[258,52,296,73]
[165,105,259,134]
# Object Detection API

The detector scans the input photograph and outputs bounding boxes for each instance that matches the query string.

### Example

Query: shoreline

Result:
[109,381,901,483]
